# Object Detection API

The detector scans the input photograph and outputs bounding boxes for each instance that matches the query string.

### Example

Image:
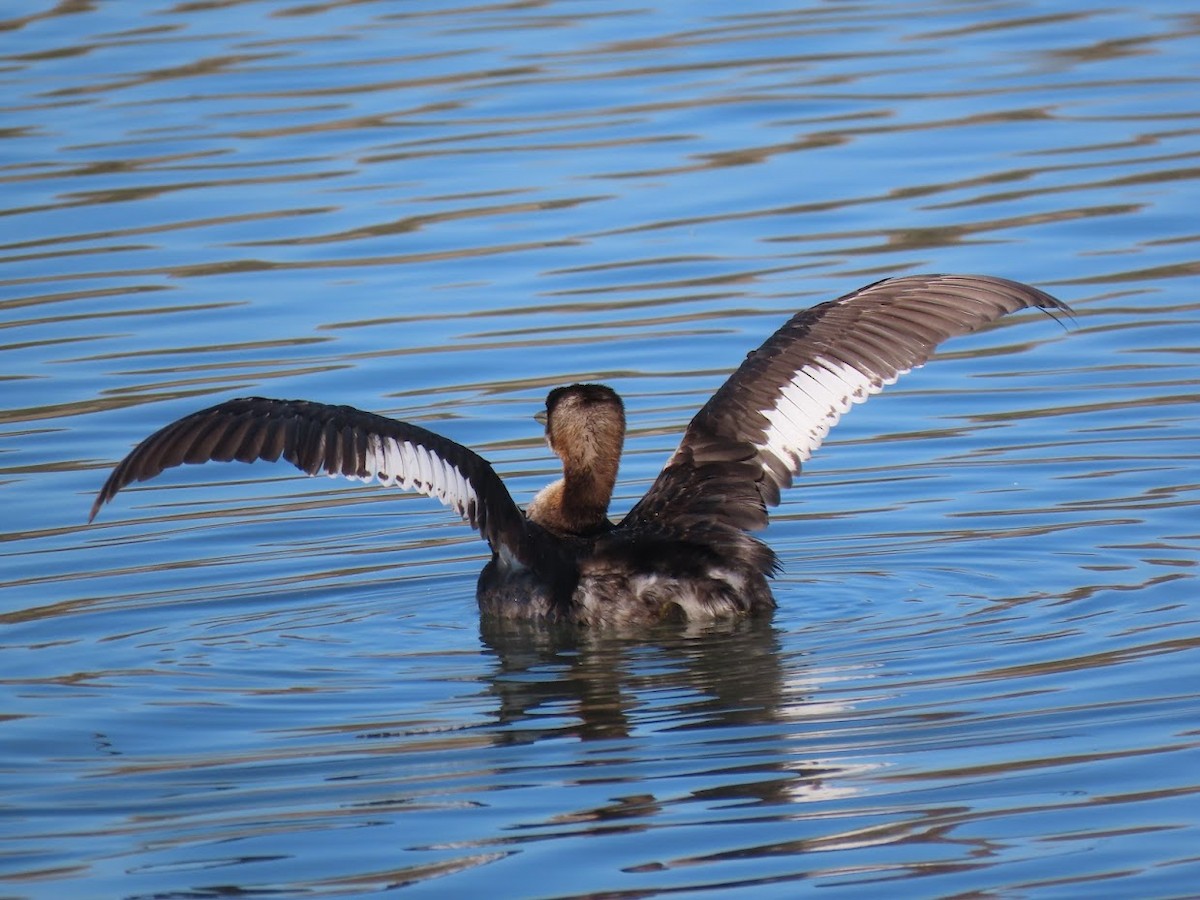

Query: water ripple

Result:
[2,1,1199,897]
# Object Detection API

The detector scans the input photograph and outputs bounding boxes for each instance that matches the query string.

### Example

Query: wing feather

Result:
[90,397,538,565]
[622,274,1070,559]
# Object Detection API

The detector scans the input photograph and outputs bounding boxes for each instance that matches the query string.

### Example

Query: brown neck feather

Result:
[561,453,620,529]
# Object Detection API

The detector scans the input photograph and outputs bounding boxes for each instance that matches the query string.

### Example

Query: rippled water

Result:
[3,1,1200,896]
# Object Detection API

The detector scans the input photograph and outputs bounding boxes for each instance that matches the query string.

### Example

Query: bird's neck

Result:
[528,455,619,537]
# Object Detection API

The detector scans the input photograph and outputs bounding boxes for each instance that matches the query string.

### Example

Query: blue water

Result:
[3,1,1199,896]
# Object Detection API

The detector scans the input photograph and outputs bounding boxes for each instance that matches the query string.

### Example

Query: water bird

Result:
[90,274,1070,625]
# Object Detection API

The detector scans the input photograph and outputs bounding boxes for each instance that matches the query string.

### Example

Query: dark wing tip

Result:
[87,397,268,524]
[919,273,1074,322]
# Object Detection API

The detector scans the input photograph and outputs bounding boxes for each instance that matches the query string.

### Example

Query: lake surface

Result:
[3,1,1200,896]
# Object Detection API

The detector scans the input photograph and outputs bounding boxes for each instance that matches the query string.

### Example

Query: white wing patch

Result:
[758,356,914,476]
[325,433,479,519]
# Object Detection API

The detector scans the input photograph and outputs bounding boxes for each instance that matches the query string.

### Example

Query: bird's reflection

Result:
[476,614,845,816]
[479,615,788,743]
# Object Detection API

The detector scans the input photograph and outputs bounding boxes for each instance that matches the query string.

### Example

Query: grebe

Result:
[90,274,1070,625]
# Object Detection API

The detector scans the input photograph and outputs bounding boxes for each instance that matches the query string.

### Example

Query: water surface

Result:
[3,1,1199,896]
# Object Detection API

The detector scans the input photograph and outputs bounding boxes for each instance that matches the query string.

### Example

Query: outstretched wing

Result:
[90,396,539,564]
[622,274,1071,543]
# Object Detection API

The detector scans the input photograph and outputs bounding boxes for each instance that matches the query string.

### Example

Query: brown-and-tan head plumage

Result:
[526,383,625,537]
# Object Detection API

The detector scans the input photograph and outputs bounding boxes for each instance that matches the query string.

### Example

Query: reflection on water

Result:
[3,0,1200,896]
[481,618,793,741]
